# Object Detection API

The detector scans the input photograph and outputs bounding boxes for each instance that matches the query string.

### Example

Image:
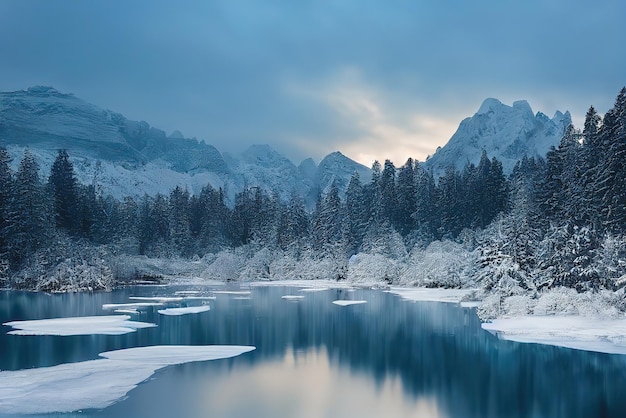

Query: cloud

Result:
[285,69,461,166]
[0,0,624,165]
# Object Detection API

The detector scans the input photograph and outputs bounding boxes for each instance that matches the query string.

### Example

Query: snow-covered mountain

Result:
[424,98,571,177]
[0,86,370,207]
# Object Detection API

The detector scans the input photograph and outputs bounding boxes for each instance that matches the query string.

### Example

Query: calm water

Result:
[1,285,626,418]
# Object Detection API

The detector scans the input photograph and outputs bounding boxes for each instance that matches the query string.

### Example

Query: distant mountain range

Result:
[0,86,570,206]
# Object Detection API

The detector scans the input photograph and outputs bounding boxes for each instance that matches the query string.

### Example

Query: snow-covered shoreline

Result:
[482,315,626,355]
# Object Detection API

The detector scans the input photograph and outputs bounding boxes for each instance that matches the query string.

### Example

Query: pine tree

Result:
[277,191,309,252]
[169,186,192,256]
[342,172,368,254]
[413,166,438,241]
[580,106,603,228]
[48,150,79,233]
[437,167,463,237]
[379,159,397,226]
[3,150,52,268]
[0,148,13,256]
[312,184,343,255]
[596,88,626,232]
[396,158,417,235]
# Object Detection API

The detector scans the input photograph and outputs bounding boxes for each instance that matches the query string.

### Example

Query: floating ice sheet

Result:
[102,302,163,310]
[129,296,184,302]
[282,295,305,300]
[0,345,256,415]
[157,306,211,316]
[3,315,155,336]
[174,290,201,295]
[482,315,626,355]
[332,300,367,306]
[386,288,477,304]
[212,290,252,295]
[299,287,329,292]
[183,296,217,300]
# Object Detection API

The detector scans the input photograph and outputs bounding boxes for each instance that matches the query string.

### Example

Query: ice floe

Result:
[3,315,155,336]
[387,288,477,304]
[481,316,626,355]
[113,309,140,315]
[0,345,255,415]
[299,287,329,292]
[128,296,184,302]
[157,306,211,316]
[102,302,164,310]
[332,300,367,306]
[174,290,201,295]
[282,295,305,300]
[212,290,252,296]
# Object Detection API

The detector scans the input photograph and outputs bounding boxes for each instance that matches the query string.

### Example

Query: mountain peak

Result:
[424,98,569,177]
[477,98,504,115]
[512,100,533,115]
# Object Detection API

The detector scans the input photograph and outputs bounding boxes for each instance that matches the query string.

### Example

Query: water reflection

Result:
[2,286,626,417]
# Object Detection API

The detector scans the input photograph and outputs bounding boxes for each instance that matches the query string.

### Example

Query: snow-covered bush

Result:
[240,247,273,280]
[203,250,244,281]
[9,235,114,292]
[347,253,400,285]
[399,240,475,288]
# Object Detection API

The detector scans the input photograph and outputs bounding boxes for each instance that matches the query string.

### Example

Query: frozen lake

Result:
[2,285,626,417]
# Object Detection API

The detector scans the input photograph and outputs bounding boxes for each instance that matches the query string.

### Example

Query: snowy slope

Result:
[0,87,368,207]
[423,98,571,177]
[317,151,372,195]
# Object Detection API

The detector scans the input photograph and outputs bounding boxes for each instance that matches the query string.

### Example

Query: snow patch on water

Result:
[129,296,184,303]
[332,300,367,306]
[3,315,155,336]
[282,295,305,300]
[0,345,256,415]
[157,306,211,316]
[102,302,164,310]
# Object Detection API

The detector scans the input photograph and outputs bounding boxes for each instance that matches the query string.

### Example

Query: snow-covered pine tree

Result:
[395,158,417,236]
[413,165,438,242]
[0,147,13,257]
[48,150,79,234]
[342,171,368,255]
[596,88,626,233]
[169,186,192,256]
[277,190,309,253]
[3,149,53,269]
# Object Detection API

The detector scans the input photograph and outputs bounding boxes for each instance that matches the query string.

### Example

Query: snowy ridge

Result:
[0,87,369,206]
[424,98,571,176]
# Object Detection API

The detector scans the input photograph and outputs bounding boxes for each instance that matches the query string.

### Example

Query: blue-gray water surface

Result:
[1,285,626,418]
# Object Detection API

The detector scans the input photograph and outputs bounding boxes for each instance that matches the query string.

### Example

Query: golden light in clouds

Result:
[286,69,462,167]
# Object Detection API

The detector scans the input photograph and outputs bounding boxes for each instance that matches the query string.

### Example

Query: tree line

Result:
[1,87,624,293]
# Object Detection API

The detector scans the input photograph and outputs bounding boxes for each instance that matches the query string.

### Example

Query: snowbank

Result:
[386,287,478,304]
[482,316,626,355]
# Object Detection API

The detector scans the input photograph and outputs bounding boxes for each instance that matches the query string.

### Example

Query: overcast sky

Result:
[1,0,624,166]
